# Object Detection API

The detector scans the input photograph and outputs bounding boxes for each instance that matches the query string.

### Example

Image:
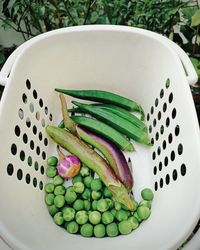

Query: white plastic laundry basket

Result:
[0,25,200,250]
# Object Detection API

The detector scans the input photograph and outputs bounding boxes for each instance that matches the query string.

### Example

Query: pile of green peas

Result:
[45,156,154,238]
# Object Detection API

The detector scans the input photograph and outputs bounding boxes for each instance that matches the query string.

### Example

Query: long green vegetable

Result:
[72,101,151,145]
[55,89,145,120]
[46,126,135,211]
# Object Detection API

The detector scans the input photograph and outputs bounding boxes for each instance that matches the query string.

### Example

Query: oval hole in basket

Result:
[38,132,43,141]
[153,166,157,175]
[168,133,173,144]
[14,125,21,137]
[166,117,170,127]
[151,106,154,115]
[36,146,40,156]
[159,178,164,188]
[49,113,53,121]
[23,133,28,144]
[165,174,170,185]
[32,125,37,135]
[29,103,34,113]
[178,143,183,155]
[26,79,31,89]
[26,173,31,184]
[157,146,161,156]
[26,117,31,128]
[41,119,45,127]
[158,111,161,120]
[155,98,159,107]
[162,140,167,150]
[149,125,152,133]
[172,169,178,181]
[170,150,175,161]
[7,163,14,176]
[33,177,37,187]
[18,109,24,120]
[33,89,38,99]
[39,98,43,108]
[22,93,28,104]
[159,162,162,171]
[34,161,39,171]
[147,113,150,121]
[151,138,154,146]
[169,93,173,103]
[20,150,25,161]
[180,164,186,176]
[163,103,167,113]
[155,132,159,141]
[154,181,158,191]
[42,151,46,160]
[44,138,48,146]
[40,165,45,175]
[39,181,43,190]
[160,89,164,98]
[153,119,157,127]
[165,78,170,88]
[172,108,177,119]
[27,156,32,166]
[11,143,17,155]
[44,106,48,115]
[160,125,164,135]
[17,169,23,180]
[175,125,180,137]
[36,111,40,120]
[152,152,156,160]
[164,156,168,167]
[30,140,34,150]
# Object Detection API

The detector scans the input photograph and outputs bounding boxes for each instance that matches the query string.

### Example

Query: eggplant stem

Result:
[59,94,77,135]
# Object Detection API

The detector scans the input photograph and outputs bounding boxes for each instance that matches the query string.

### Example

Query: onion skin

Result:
[46,125,135,211]
[76,125,133,191]
[57,155,80,179]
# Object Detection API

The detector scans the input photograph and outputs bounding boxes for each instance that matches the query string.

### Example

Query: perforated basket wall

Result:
[0,26,200,250]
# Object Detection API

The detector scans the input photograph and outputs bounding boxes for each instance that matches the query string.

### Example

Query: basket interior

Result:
[0,27,200,250]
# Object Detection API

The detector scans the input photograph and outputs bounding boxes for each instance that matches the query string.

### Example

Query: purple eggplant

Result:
[76,125,133,191]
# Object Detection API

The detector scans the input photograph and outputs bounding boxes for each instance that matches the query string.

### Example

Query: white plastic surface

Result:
[0,26,200,250]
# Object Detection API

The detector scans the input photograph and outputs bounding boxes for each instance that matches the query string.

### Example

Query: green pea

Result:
[53,175,64,186]
[84,200,91,211]
[80,165,90,177]
[94,224,106,238]
[63,207,75,222]
[121,204,128,211]
[110,209,117,217]
[97,199,109,212]
[46,166,57,178]
[115,210,128,222]
[66,221,79,234]
[80,223,93,237]
[54,185,66,196]
[91,178,102,191]
[91,191,102,200]
[92,200,98,210]
[73,182,85,193]
[47,156,58,166]
[53,212,64,225]
[72,175,83,184]
[73,199,84,211]
[141,188,154,201]
[82,188,91,200]
[103,187,112,198]
[83,176,93,188]
[114,201,122,211]
[137,206,151,220]
[133,212,142,223]
[45,193,55,206]
[65,190,77,204]
[45,183,55,193]
[89,211,101,225]
[66,186,74,192]
[106,222,119,237]
[102,211,114,224]
[48,204,59,217]
[54,195,65,208]
[139,200,152,209]
[128,216,139,230]
[75,210,89,225]
[118,220,132,235]
[105,198,114,209]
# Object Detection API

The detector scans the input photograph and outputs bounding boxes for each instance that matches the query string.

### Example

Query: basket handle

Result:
[0,42,28,86]
[167,40,198,85]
